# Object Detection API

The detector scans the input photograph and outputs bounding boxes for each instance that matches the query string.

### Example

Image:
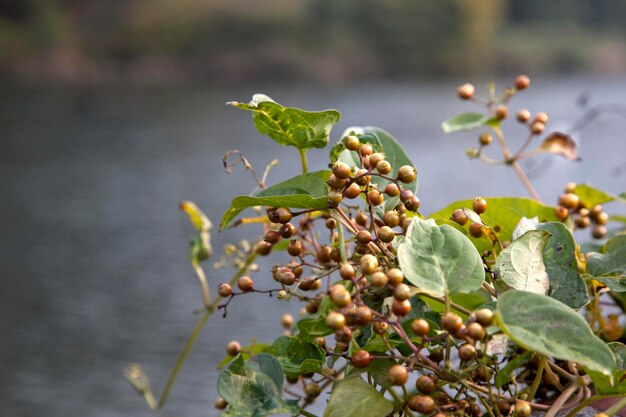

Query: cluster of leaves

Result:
[128,85,626,417]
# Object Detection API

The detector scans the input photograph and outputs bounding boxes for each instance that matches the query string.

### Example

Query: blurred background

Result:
[1,1,625,416]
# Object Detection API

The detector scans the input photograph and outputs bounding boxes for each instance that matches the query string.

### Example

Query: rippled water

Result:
[1,77,625,417]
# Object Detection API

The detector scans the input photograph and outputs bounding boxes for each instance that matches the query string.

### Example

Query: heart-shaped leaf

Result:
[229,94,340,150]
[217,353,300,417]
[588,342,626,395]
[442,112,488,133]
[324,376,394,417]
[539,132,580,160]
[495,291,615,376]
[588,235,626,278]
[268,336,325,377]
[397,217,485,296]
[220,171,330,229]
[495,230,551,295]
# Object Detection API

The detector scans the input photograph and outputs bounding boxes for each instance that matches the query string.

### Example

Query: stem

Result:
[527,355,546,401]
[564,395,609,417]
[544,382,579,417]
[604,396,626,416]
[192,261,210,309]
[511,161,542,202]
[299,410,319,417]
[336,220,348,263]
[418,291,472,316]
[298,148,309,174]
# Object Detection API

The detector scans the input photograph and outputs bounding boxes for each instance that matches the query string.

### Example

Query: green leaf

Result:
[217,342,271,369]
[429,197,558,254]
[268,336,326,377]
[588,235,626,278]
[495,351,534,388]
[336,127,418,212]
[588,342,626,395]
[538,222,589,308]
[495,291,615,375]
[217,353,300,417]
[442,112,488,133]
[573,184,624,207]
[495,230,551,294]
[228,94,340,150]
[220,171,330,229]
[324,376,394,417]
[397,217,485,296]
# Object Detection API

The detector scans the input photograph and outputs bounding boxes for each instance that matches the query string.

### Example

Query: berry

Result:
[237,276,254,292]
[565,182,577,193]
[388,364,408,385]
[268,207,293,224]
[392,299,411,316]
[383,211,401,227]
[452,208,468,226]
[515,74,530,90]
[215,397,228,410]
[256,241,273,256]
[299,278,316,291]
[535,111,549,124]
[217,283,232,297]
[367,189,384,206]
[575,216,590,229]
[479,132,492,146]
[377,226,395,243]
[467,322,486,340]
[531,121,545,135]
[226,340,241,356]
[457,83,475,100]
[343,182,362,199]
[384,183,400,197]
[330,285,352,308]
[351,349,372,368]
[515,400,532,417]
[281,271,297,285]
[442,312,464,334]
[595,211,609,225]
[335,326,352,343]
[393,283,411,301]
[469,222,483,238]
[458,344,476,361]
[355,211,368,226]
[386,268,404,287]
[327,190,343,206]
[328,174,347,190]
[397,165,417,183]
[316,245,332,263]
[304,382,321,398]
[496,400,511,415]
[400,189,414,203]
[356,305,373,325]
[287,239,303,257]
[559,193,580,209]
[326,311,346,330]
[354,169,371,186]
[369,153,385,168]
[281,313,294,328]
[590,204,603,218]
[332,161,352,179]
[370,271,388,287]
[408,395,436,414]
[429,347,444,363]
[372,321,388,335]
[495,105,508,120]
[280,223,296,238]
[376,160,392,175]
[473,308,494,327]
[555,205,569,221]
[416,375,437,394]
[476,366,493,382]
[344,135,360,151]
[592,225,607,239]
[357,229,373,244]
[339,262,356,280]
[360,254,379,275]
[359,143,373,156]
[411,318,430,337]
[473,196,487,214]
[405,195,420,212]
[265,230,281,244]
[517,109,531,123]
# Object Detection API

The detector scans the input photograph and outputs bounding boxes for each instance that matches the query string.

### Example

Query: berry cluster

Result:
[554,182,609,239]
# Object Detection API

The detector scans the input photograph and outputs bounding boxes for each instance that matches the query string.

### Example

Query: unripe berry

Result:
[376,160,392,175]
[466,322,486,340]
[369,153,385,168]
[360,143,373,156]
[458,343,476,361]
[559,193,580,209]
[344,135,360,151]
[388,364,408,385]
[304,382,321,398]
[575,216,590,229]
[287,239,303,257]
[479,132,492,146]
[393,283,411,301]
[595,211,609,225]
[531,121,545,135]
[357,229,373,244]
[408,395,436,414]
[372,321,388,334]
[299,278,316,291]
[495,105,508,120]
[469,222,483,238]
[392,299,411,316]
[327,190,343,206]
[226,340,241,356]
[415,375,436,394]
[555,205,569,221]
[590,204,603,218]
[351,349,372,368]
[343,182,362,199]
[330,285,352,308]
[217,283,232,297]
[370,271,388,287]
[564,182,577,193]
[399,189,414,203]
[384,183,400,197]
[442,312,464,334]
[497,400,511,415]
[281,271,297,285]
[592,225,607,239]
[339,262,356,280]
[354,169,371,186]
[383,211,401,227]
[452,208,469,226]
[326,311,346,330]
[265,230,281,244]
[325,217,337,229]
[356,305,373,325]
[367,189,384,206]
[355,211,368,226]
[256,241,272,256]
[515,74,530,90]
[328,174,347,190]
[473,308,494,327]
[473,196,487,214]
[386,268,404,287]
[332,161,352,179]
[334,326,352,343]
[535,111,549,124]
[517,109,531,123]
[316,245,332,263]
[429,347,444,363]
[411,318,430,337]
[360,254,379,275]
[405,195,420,212]
[281,313,294,328]
[237,276,254,292]
[280,222,296,238]
[397,165,417,183]
[457,83,475,100]
[515,400,532,417]
[215,397,228,410]
[268,207,293,224]
[377,226,395,243]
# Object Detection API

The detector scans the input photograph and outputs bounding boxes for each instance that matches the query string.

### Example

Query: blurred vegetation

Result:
[1,0,626,83]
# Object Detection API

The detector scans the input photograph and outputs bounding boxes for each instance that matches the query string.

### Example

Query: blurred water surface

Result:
[1,77,625,417]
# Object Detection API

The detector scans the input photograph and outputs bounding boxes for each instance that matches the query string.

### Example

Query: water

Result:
[1,77,625,417]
